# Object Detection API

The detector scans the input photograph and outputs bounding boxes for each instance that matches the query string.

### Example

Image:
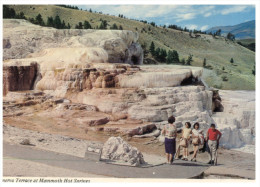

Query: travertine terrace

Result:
[2,19,255,154]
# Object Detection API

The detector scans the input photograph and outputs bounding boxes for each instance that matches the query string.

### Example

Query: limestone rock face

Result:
[3,19,143,65]
[212,90,255,153]
[3,62,38,95]
[101,137,145,166]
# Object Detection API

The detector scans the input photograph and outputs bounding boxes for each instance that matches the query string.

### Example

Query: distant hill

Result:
[207,20,255,39]
[5,5,256,90]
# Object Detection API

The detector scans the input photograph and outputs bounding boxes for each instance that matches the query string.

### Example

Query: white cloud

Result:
[204,12,212,17]
[81,5,177,19]
[185,24,198,30]
[175,13,196,22]
[79,5,254,26]
[201,25,209,31]
[221,5,248,15]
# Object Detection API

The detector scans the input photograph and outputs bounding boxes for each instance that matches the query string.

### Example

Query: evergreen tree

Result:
[166,50,179,64]
[180,58,185,65]
[150,22,156,27]
[3,5,16,18]
[29,17,35,24]
[54,15,62,29]
[141,43,149,58]
[154,48,160,59]
[99,20,107,29]
[149,42,155,56]
[62,20,66,29]
[230,58,234,64]
[158,49,167,62]
[252,65,255,76]
[186,54,193,65]
[89,8,92,13]
[16,12,26,19]
[203,58,206,67]
[35,14,44,26]
[227,32,235,41]
[172,50,179,63]
[110,23,118,30]
[78,22,83,29]
[67,23,71,29]
[119,25,123,30]
[215,29,221,36]
[222,67,225,71]
[83,20,92,29]
[47,16,54,27]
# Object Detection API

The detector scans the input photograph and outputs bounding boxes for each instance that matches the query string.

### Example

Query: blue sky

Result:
[77,5,255,31]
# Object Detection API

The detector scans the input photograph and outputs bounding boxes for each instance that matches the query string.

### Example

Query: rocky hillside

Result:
[6,5,255,90]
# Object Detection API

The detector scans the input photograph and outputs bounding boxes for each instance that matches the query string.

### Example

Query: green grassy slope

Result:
[8,5,255,90]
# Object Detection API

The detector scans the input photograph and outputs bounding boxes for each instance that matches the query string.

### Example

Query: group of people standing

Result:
[161,116,222,165]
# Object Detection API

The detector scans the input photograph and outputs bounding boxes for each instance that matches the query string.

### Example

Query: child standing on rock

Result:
[190,122,204,162]
[175,122,192,161]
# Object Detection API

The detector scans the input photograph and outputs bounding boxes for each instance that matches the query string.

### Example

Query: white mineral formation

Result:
[101,137,145,166]
[212,90,255,153]
[118,65,203,88]
[3,19,143,65]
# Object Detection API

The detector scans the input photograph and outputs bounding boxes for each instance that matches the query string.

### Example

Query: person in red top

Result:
[206,124,222,165]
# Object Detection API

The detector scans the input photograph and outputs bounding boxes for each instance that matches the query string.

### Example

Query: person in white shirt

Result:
[191,122,204,162]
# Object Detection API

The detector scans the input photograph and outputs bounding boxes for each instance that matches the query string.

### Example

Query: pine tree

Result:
[149,42,155,56]
[230,58,234,64]
[3,5,16,18]
[61,20,66,29]
[16,12,26,19]
[181,58,185,65]
[47,16,54,27]
[215,29,221,36]
[252,65,255,76]
[141,43,149,58]
[54,15,62,29]
[227,32,235,41]
[35,14,44,26]
[83,20,92,29]
[78,22,83,29]
[166,50,179,64]
[159,49,167,62]
[99,20,107,29]
[203,58,206,67]
[186,54,193,65]
[110,23,118,30]
[154,48,160,60]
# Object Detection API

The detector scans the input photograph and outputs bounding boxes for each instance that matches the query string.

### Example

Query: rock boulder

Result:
[101,137,145,166]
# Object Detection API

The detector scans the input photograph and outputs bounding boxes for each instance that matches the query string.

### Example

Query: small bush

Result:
[221,75,228,81]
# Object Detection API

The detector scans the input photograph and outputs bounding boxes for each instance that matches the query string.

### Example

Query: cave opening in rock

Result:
[180,75,194,85]
[131,55,139,65]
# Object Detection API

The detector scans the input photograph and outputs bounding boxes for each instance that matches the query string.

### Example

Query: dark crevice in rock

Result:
[180,75,203,86]
[212,90,224,112]
[131,55,139,65]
